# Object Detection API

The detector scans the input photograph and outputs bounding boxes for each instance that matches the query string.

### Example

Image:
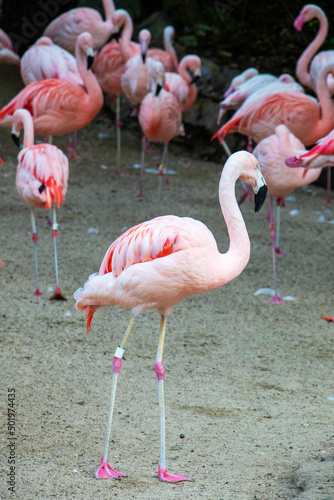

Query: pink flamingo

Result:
[92,9,140,168]
[138,62,185,197]
[0,33,103,148]
[217,73,301,125]
[212,63,334,147]
[294,4,334,96]
[12,109,69,300]
[73,150,267,482]
[253,124,322,303]
[0,28,20,65]
[43,0,116,55]
[20,36,83,86]
[165,55,201,111]
[223,67,259,98]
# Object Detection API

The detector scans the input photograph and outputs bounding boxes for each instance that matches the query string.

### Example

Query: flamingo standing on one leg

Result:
[253,124,322,303]
[73,150,267,482]
[0,32,103,147]
[43,0,116,54]
[12,109,69,300]
[294,4,334,96]
[212,63,334,147]
[138,62,185,199]
[0,28,20,65]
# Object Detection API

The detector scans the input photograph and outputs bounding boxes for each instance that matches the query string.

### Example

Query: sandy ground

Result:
[1,66,334,500]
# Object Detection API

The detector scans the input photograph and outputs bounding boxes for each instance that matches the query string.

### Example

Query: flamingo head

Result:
[139,29,151,64]
[294,5,320,31]
[237,152,267,213]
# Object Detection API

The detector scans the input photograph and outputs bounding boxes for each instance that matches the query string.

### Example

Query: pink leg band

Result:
[32,232,38,243]
[52,229,57,239]
[155,361,165,381]
[113,356,122,374]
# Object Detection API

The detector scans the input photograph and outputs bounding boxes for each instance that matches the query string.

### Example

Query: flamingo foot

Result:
[50,286,67,301]
[33,288,43,296]
[95,459,126,479]
[67,148,82,160]
[158,465,193,482]
[275,247,289,256]
[270,293,285,304]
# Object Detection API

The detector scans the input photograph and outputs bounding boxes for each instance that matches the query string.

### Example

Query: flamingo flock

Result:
[0,0,332,486]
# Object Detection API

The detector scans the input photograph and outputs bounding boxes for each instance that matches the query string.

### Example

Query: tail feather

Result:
[86,306,98,335]
[211,116,239,143]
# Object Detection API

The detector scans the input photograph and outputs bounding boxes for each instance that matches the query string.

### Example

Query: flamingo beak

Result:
[87,46,95,70]
[11,133,20,148]
[253,168,267,213]
[190,68,201,85]
[293,13,305,31]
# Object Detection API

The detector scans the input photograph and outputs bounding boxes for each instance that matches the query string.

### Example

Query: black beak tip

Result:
[142,53,146,64]
[39,183,46,194]
[254,184,267,213]
[156,83,163,96]
[11,133,20,148]
[191,75,200,85]
[87,55,94,70]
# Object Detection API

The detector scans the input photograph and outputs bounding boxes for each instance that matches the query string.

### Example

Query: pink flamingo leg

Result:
[96,318,136,479]
[155,316,193,482]
[268,197,284,304]
[116,95,121,171]
[50,207,66,300]
[138,136,146,198]
[30,209,42,296]
[66,131,82,160]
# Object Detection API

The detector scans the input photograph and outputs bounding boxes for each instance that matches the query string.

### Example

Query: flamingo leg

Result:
[157,143,168,208]
[66,131,81,159]
[138,135,146,198]
[116,95,121,171]
[95,316,136,479]
[268,196,284,304]
[155,316,193,482]
[30,208,42,296]
[50,207,66,300]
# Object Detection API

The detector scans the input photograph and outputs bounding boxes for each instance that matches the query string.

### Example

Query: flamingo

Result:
[138,62,185,198]
[253,124,322,303]
[217,74,301,125]
[286,128,334,169]
[212,63,334,147]
[0,28,20,65]
[12,109,69,300]
[73,150,267,482]
[223,67,259,98]
[165,55,201,111]
[20,36,83,86]
[294,4,334,96]
[43,0,116,55]
[0,32,103,148]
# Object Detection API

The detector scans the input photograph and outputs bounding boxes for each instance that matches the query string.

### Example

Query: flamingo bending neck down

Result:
[223,67,259,98]
[253,124,322,303]
[73,150,267,482]
[294,3,334,95]
[165,54,201,112]
[43,0,116,54]
[12,109,69,300]
[0,32,103,148]
[212,63,334,147]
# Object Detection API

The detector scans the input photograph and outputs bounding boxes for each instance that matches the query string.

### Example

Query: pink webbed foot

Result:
[158,465,193,482]
[275,247,289,256]
[270,293,284,304]
[50,286,67,301]
[95,458,126,479]
[32,288,43,296]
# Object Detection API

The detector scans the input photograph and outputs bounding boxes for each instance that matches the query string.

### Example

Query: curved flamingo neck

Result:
[296,7,328,88]
[102,0,115,22]
[315,65,334,134]
[216,163,251,284]
[178,57,192,84]
[75,39,103,111]
[119,11,134,62]
[19,111,34,149]
[163,27,178,71]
